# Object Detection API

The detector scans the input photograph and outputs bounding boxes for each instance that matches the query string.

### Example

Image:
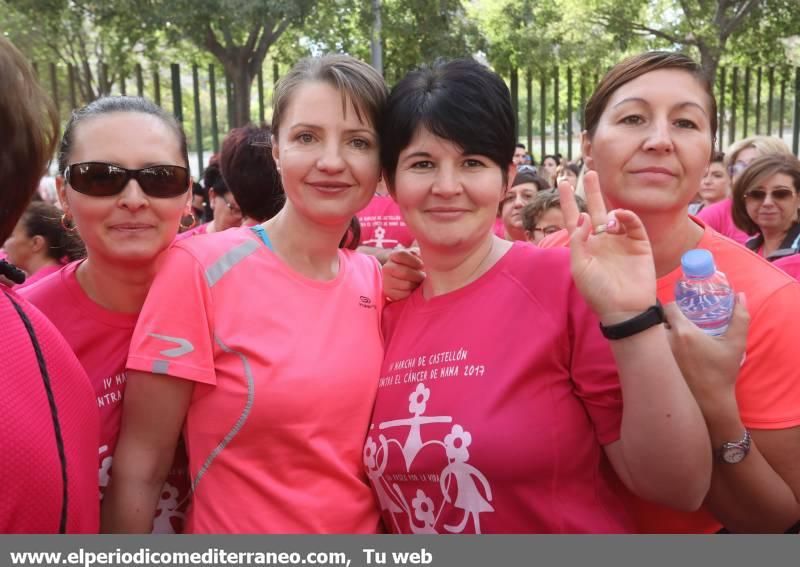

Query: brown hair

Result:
[521,189,587,232]
[0,37,59,243]
[271,54,387,249]
[584,51,717,146]
[17,201,85,262]
[731,153,800,235]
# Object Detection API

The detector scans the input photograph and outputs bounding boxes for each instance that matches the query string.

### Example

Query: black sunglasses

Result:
[743,188,796,203]
[64,162,190,198]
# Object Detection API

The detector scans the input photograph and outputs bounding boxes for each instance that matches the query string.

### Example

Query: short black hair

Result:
[516,143,526,150]
[380,58,515,189]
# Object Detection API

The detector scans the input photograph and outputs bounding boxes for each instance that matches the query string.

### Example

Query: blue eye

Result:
[297,133,314,143]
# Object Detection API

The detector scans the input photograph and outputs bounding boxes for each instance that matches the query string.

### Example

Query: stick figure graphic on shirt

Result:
[379,384,451,469]
[362,226,399,249]
[364,434,402,515]
[152,482,186,534]
[389,485,439,534]
[439,424,493,534]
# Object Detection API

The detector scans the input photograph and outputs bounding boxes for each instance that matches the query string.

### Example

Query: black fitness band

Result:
[599,301,666,340]
[5,291,68,533]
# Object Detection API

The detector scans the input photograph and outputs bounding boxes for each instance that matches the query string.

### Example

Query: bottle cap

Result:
[681,249,715,278]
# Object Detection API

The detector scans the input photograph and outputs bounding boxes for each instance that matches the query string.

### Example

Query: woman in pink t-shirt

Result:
[21,96,194,533]
[104,55,387,534]
[3,201,84,288]
[369,58,712,533]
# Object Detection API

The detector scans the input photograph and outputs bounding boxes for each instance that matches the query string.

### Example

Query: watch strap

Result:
[599,301,666,340]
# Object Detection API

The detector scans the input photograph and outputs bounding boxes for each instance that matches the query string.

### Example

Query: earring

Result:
[60,213,76,232]
[180,212,197,230]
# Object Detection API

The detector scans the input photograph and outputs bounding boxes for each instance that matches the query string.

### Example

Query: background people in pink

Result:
[357,179,416,264]
[0,35,98,534]
[21,96,193,533]
[499,170,548,241]
[369,58,712,534]
[104,55,388,534]
[697,135,793,245]
[731,154,800,275]
[3,201,84,288]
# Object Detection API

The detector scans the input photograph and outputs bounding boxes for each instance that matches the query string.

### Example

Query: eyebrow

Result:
[400,151,432,161]
[289,123,375,136]
[612,97,708,116]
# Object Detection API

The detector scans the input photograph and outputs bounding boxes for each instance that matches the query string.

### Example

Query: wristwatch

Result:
[718,430,751,464]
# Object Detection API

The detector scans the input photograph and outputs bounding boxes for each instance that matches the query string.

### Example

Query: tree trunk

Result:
[510,66,519,139]
[228,65,254,128]
[697,41,723,85]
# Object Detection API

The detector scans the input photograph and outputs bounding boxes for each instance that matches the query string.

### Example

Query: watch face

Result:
[722,446,746,464]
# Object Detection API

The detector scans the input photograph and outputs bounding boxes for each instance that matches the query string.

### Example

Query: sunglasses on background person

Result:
[743,188,797,203]
[64,162,190,198]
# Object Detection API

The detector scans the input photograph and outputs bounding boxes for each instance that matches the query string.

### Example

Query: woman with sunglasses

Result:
[21,96,192,533]
[0,36,98,533]
[104,54,387,534]
[731,154,800,280]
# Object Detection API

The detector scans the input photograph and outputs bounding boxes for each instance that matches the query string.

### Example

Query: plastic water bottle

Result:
[674,249,735,336]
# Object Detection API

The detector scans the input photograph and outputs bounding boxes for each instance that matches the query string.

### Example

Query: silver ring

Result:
[593,223,608,235]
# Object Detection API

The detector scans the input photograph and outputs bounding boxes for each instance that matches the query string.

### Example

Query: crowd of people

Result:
[1,33,799,534]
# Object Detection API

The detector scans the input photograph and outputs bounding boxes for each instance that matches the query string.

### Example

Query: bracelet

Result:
[599,301,665,340]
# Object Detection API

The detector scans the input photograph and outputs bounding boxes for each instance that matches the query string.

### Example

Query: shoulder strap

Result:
[250,225,274,251]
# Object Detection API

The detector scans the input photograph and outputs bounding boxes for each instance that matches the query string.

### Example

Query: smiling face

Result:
[57,112,190,268]
[582,68,713,216]
[744,172,800,236]
[272,81,380,229]
[393,127,507,254]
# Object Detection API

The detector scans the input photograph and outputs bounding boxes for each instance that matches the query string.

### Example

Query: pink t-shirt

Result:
[772,254,800,280]
[128,226,385,533]
[175,222,210,241]
[696,198,751,246]
[17,263,62,289]
[628,218,800,533]
[0,286,98,533]
[357,194,415,249]
[367,242,630,534]
[21,261,190,534]
[492,217,506,238]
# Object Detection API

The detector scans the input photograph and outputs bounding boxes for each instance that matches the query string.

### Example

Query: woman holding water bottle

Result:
[385,51,800,533]
[541,51,800,533]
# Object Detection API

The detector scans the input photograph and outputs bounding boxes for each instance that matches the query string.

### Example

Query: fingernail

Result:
[577,215,585,227]
[607,216,617,230]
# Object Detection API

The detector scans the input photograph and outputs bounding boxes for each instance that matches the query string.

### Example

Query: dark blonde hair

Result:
[271,55,387,249]
[521,189,586,232]
[0,37,59,242]
[584,51,717,146]
[732,153,800,235]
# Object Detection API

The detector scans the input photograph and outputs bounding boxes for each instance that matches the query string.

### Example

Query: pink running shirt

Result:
[0,286,98,533]
[367,242,631,533]
[21,261,190,533]
[128,226,384,533]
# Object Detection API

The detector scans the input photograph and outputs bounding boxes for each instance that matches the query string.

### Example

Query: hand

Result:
[663,293,750,406]
[382,247,425,302]
[558,171,657,323]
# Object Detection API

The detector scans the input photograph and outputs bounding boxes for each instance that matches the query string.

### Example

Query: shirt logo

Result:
[149,333,195,357]
[359,296,377,310]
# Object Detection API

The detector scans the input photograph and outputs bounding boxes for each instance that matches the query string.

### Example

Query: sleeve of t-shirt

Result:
[566,281,624,446]
[737,283,800,429]
[127,245,217,385]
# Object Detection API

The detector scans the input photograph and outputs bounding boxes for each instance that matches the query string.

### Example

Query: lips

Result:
[109,223,155,231]
[631,166,676,177]
[307,180,352,193]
